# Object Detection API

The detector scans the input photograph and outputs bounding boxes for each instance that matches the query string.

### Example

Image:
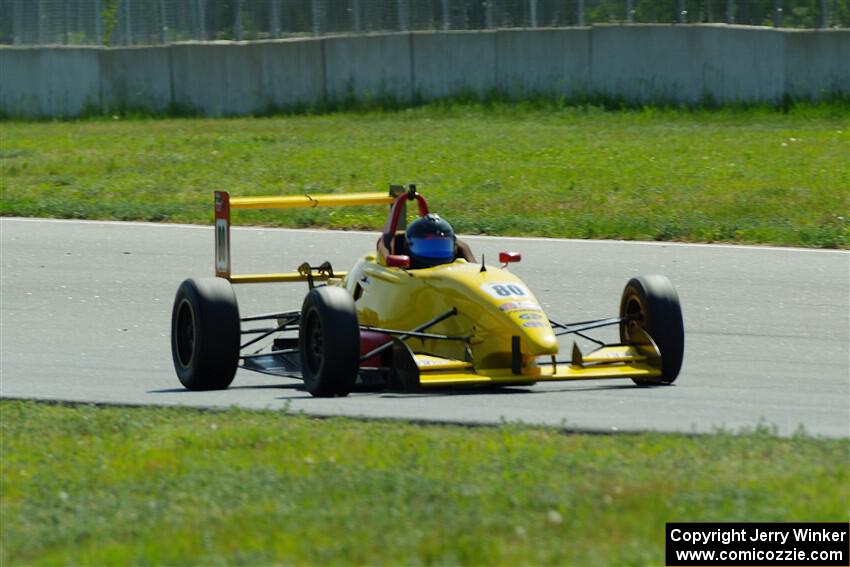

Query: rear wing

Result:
[214,187,405,284]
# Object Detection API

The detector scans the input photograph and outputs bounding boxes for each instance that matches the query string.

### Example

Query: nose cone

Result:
[424,263,559,356]
[523,324,558,354]
[507,311,558,355]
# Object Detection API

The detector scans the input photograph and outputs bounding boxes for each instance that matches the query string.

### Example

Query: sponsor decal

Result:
[522,321,546,328]
[215,219,229,273]
[483,282,530,299]
[498,300,540,312]
[415,356,455,367]
[518,313,543,320]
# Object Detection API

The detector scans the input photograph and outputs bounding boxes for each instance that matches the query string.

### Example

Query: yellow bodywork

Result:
[341,253,662,386]
[230,192,395,210]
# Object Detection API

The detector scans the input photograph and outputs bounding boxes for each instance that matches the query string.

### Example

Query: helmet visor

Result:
[409,237,454,259]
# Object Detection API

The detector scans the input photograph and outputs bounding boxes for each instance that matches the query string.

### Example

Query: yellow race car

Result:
[171,186,684,397]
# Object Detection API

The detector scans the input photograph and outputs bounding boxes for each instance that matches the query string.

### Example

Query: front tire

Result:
[299,286,360,397]
[171,277,240,390]
[619,275,684,385]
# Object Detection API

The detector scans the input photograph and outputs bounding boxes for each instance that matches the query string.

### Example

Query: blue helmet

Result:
[406,214,456,268]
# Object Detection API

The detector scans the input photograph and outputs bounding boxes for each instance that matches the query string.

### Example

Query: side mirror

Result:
[499,251,521,266]
[386,254,411,269]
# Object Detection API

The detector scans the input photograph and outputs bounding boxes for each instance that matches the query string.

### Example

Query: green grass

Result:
[1,102,849,247]
[1,401,847,566]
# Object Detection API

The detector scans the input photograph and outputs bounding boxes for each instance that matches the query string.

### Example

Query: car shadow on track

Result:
[148,383,303,394]
[534,383,666,393]
[270,385,537,401]
[377,386,534,398]
[374,383,641,398]
[151,382,650,398]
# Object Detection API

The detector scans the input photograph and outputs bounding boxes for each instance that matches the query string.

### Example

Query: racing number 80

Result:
[492,284,525,297]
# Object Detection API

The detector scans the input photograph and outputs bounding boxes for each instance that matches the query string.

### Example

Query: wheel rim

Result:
[175,298,195,368]
[623,293,646,342]
[304,308,323,374]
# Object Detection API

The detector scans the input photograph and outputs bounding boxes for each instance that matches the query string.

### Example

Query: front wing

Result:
[410,343,662,388]
[237,309,663,389]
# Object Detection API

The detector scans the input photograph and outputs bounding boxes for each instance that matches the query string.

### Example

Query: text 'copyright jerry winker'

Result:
[666,523,849,566]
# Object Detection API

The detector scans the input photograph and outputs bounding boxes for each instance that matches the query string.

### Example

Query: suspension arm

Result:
[359,308,459,362]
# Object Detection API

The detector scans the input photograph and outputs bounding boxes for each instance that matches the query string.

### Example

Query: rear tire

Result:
[171,277,240,390]
[619,275,684,385]
[299,286,360,397]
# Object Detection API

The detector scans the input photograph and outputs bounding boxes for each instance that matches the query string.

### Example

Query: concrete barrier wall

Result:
[100,46,172,112]
[784,29,850,99]
[497,28,591,97]
[413,31,497,98]
[1,47,100,117]
[592,26,704,102]
[325,33,412,102]
[1,25,848,118]
[699,26,787,103]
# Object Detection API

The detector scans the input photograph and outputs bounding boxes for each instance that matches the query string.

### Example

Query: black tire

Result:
[619,275,684,385]
[299,286,360,397]
[171,277,240,390]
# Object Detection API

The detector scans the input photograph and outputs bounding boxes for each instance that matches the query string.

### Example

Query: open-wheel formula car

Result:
[171,186,684,397]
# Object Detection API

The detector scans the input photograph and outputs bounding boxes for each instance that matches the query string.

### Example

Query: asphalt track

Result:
[2,218,848,437]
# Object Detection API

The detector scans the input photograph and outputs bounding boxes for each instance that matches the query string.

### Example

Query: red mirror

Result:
[499,251,522,264]
[386,254,411,268]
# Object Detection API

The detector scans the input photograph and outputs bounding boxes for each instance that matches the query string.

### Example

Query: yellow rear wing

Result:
[214,187,403,284]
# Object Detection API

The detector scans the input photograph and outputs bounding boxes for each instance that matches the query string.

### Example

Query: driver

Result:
[406,213,457,269]
[378,212,476,268]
